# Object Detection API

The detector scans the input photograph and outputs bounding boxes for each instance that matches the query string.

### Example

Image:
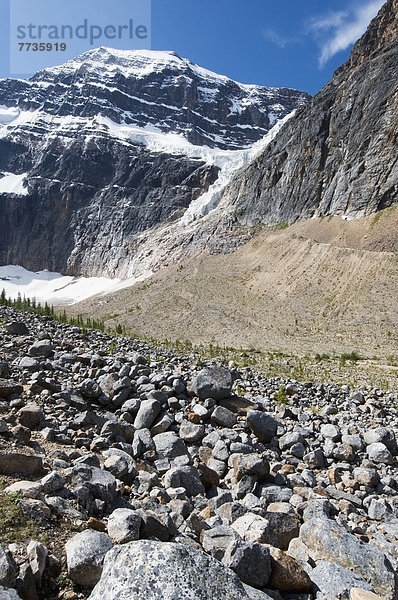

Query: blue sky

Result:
[0,0,385,95]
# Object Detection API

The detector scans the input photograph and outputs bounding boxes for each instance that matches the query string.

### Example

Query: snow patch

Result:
[0,173,29,196]
[96,115,241,167]
[0,105,20,125]
[0,265,154,306]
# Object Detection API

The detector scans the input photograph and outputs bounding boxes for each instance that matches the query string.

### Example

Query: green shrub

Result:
[275,385,289,405]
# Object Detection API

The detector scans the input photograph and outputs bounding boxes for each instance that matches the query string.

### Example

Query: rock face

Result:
[0,136,219,276]
[88,540,256,600]
[220,0,397,227]
[0,48,308,277]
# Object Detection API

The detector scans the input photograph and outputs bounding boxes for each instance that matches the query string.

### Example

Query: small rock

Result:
[353,467,379,487]
[211,406,237,428]
[4,481,42,499]
[107,508,141,544]
[40,471,65,493]
[0,544,16,587]
[222,540,271,588]
[350,589,383,600]
[163,465,205,497]
[233,453,269,482]
[26,540,48,586]
[268,547,312,593]
[65,530,113,587]
[134,399,161,430]
[231,513,269,544]
[11,425,31,444]
[153,432,188,460]
[18,403,42,429]
[0,379,23,398]
[366,442,394,465]
[201,525,240,561]
[179,421,205,443]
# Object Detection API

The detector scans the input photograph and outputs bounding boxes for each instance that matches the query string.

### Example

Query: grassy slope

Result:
[67,208,398,359]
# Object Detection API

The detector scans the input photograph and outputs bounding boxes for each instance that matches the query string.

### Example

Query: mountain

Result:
[0,48,309,277]
[70,0,398,357]
[116,0,397,275]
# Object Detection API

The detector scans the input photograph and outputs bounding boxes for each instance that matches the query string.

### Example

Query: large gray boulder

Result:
[222,540,271,589]
[107,508,141,544]
[296,518,397,600]
[191,366,233,400]
[163,465,205,497]
[0,587,22,600]
[246,411,278,444]
[88,540,256,600]
[311,561,373,600]
[66,530,113,587]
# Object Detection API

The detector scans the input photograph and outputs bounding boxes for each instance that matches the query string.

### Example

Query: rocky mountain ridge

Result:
[219,0,397,228]
[0,47,309,150]
[0,305,397,600]
[0,48,309,277]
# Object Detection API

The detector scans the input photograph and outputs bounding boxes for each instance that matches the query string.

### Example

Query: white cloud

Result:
[308,11,348,32]
[262,28,288,48]
[308,0,385,68]
[262,27,302,49]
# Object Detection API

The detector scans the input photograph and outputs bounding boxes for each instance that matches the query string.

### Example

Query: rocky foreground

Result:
[0,306,397,600]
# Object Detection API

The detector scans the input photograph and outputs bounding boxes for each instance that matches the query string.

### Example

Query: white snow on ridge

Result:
[45,47,232,86]
[96,115,242,168]
[0,173,29,196]
[42,47,281,95]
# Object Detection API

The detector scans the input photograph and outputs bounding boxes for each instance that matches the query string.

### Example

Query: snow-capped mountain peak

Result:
[40,47,189,79]
[2,47,310,150]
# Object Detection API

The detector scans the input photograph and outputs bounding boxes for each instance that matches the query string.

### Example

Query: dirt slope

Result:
[68,209,398,357]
